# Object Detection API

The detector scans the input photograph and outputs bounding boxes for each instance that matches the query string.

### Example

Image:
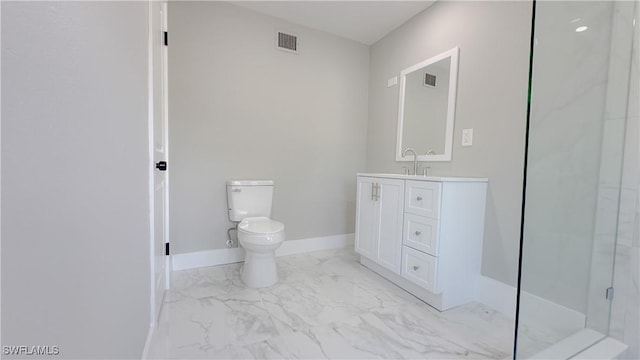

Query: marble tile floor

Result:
[147,248,533,359]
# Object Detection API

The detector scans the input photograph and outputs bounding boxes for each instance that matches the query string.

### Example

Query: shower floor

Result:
[147,248,545,359]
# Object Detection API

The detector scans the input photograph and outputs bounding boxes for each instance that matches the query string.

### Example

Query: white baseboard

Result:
[276,233,354,256]
[573,336,628,360]
[519,290,586,337]
[476,275,585,337]
[172,247,245,271]
[476,275,517,318]
[141,323,155,360]
[172,233,354,271]
[530,328,605,360]
[528,328,627,360]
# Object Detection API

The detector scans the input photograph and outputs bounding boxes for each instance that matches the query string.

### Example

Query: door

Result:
[355,177,377,259]
[355,177,404,274]
[374,178,404,274]
[150,0,169,323]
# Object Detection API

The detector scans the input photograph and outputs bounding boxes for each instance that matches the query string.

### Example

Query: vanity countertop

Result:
[357,173,488,183]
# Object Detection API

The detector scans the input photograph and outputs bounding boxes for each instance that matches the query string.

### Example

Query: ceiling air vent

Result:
[424,73,437,87]
[277,31,298,53]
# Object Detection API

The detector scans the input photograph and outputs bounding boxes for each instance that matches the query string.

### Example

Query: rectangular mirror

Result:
[396,47,459,162]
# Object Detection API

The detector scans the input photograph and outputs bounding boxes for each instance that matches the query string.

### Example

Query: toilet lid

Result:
[238,217,284,235]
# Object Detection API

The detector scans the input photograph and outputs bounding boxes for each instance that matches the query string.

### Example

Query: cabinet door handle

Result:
[416,196,423,201]
[371,183,380,201]
[415,231,421,236]
[413,265,420,271]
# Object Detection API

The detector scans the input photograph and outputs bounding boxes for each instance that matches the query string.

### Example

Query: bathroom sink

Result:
[357,172,488,182]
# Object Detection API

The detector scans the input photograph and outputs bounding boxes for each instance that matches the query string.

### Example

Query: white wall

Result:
[168,2,370,254]
[1,2,150,358]
[366,1,532,287]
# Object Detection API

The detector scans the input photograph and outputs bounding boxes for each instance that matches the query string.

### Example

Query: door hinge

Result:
[165,242,170,256]
[164,31,168,46]
[606,287,614,300]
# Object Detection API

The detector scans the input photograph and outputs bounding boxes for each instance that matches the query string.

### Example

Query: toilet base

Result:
[241,250,278,288]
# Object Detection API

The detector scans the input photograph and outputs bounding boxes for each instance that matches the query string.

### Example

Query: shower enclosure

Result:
[516,1,638,359]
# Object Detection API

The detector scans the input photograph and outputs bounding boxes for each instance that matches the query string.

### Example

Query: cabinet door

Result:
[355,177,377,259]
[374,178,405,274]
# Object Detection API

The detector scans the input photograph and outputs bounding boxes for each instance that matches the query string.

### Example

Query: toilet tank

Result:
[227,180,274,222]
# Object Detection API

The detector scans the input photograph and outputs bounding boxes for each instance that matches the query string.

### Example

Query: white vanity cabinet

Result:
[355,176,405,274]
[355,173,487,311]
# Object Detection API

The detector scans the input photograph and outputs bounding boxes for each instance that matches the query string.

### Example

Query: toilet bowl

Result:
[237,217,285,288]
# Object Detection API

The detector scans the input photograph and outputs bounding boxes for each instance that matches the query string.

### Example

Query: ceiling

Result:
[230,1,436,45]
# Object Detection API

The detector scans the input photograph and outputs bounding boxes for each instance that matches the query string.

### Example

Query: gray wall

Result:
[169,2,370,254]
[366,1,532,286]
[1,2,150,358]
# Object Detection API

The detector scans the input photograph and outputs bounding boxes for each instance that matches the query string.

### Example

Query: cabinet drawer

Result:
[403,213,440,256]
[404,181,441,218]
[401,246,439,293]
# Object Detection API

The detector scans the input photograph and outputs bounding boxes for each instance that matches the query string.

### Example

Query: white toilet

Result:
[227,180,285,288]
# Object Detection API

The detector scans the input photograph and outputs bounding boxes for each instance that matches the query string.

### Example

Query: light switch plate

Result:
[388,76,398,87]
[462,128,473,147]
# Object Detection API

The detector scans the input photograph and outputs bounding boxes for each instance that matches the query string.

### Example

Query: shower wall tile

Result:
[612,2,639,357]
[598,118,626,188]
[603,1,636,121]
[628,3,639,120]
[587,2,632,333]
[610,244,632,340]
[635,188,639,249]
[618,188,638,247]
[624,247,639,359]
[618,2,639,358]
[613,245,639,360]
[598,0,635,188]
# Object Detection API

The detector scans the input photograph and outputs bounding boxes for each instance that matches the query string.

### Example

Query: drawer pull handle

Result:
[415,231,421,236]
[413,265,420,271]
[416,196,423,201]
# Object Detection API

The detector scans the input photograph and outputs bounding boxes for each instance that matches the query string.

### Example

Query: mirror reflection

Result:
[396,47,458,162]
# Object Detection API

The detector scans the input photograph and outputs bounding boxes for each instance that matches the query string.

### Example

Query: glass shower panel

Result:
[516,1,635,358]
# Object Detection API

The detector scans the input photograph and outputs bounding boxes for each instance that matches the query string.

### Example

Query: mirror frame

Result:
[396,47,459,162]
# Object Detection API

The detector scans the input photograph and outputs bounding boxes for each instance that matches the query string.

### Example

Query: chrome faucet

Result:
[402,147,418,175]
[422,150,435,176]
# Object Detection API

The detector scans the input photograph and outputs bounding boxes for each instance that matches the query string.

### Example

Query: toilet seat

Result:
[238,217,285,235]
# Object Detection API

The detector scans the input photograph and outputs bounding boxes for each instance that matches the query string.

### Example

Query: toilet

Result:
[227,180,285,288]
